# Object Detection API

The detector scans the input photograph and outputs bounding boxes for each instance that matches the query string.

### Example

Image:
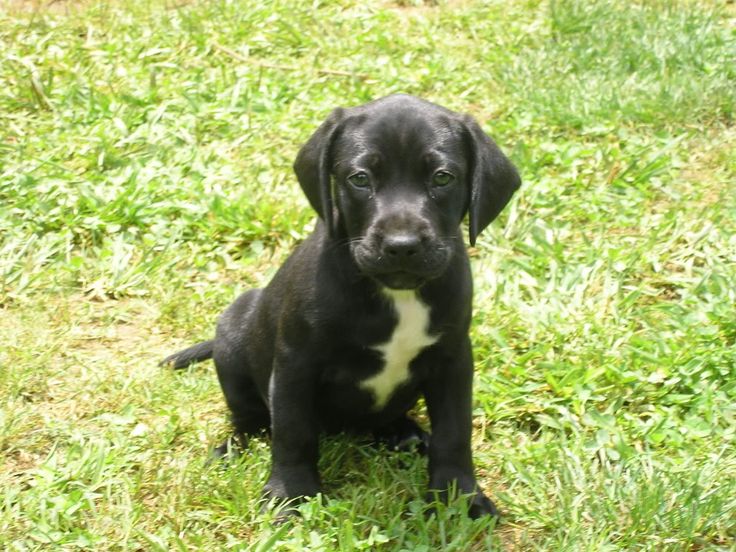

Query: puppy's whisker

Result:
[325,236,364,252]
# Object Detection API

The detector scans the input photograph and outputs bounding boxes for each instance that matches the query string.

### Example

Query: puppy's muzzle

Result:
[352,229,451,290]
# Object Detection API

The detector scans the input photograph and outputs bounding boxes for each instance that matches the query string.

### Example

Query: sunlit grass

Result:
[1,0,734,549]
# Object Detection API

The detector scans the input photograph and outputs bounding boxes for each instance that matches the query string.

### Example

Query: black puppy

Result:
[162,94,520,518]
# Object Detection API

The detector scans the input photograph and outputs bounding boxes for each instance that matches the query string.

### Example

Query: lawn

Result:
[1,0,735,549]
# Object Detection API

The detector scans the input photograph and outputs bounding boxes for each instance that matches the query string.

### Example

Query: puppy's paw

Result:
[263,468,321,503]
[426,481,500,519]
[262,473,321,523]
[261,493,326,524]
[260,494,304,522]
[467,490,499,519]
[373,416,430,454]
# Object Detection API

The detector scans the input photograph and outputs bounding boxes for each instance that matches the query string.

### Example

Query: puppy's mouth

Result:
[374,271,425,290]
[350,237,452,290]
[353,254,448,290]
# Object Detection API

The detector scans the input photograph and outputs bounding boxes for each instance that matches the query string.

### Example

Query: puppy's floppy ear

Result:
[461,115,521,246]
[293,108,345,236]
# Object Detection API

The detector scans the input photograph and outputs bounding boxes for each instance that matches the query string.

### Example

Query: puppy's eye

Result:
[432,170,455,187]
[347,172,370,189]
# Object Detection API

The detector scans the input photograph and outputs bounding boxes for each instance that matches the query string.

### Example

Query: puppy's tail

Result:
[160,339,214,370]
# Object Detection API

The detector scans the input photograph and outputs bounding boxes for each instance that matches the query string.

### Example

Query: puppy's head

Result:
[294,94,520,290]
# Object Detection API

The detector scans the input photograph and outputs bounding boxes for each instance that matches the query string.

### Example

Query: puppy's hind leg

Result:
[211,289,270,461]
[209,374,271,462]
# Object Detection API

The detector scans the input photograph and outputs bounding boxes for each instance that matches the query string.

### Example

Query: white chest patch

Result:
[361,289,439,409]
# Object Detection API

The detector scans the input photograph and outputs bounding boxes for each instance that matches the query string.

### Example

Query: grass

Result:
[1,0,735,549]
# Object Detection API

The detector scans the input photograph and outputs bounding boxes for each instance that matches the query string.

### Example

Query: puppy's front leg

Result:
[263,354,321,504]
[423,338,498,519]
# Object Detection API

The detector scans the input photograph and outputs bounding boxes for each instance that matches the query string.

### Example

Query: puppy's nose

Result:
[383,234,421,259]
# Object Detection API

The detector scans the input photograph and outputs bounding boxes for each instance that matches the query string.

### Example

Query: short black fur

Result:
[161,94,520,519]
